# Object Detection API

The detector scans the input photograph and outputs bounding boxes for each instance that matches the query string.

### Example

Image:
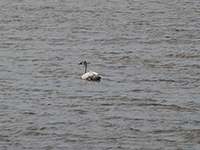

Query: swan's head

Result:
[79,61,87,65]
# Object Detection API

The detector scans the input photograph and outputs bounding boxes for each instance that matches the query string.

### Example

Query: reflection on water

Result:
[0,0,200,149]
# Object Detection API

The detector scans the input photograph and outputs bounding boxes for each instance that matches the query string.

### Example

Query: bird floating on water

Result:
[79,61,101,81]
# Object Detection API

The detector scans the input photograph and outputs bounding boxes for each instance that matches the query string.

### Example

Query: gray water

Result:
[0,0,200,149]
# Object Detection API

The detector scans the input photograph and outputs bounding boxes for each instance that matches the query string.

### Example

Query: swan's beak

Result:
[79,62,82,65]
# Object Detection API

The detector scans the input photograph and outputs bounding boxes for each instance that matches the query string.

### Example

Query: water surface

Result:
[0,0,200,149]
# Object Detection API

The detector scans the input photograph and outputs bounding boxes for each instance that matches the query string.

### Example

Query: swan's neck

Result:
[83,63,87,74]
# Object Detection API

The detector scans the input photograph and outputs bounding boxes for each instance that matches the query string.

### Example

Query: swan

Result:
[79,61,101,81]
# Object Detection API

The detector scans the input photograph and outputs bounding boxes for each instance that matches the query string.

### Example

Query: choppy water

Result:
[0,0,200,149]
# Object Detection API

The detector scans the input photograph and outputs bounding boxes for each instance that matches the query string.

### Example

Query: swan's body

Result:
[79,61,101,81]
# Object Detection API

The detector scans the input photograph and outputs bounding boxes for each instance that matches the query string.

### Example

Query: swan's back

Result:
[82,71,101,81]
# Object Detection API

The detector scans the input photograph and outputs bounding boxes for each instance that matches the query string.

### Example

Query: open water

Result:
[0,0,200,149]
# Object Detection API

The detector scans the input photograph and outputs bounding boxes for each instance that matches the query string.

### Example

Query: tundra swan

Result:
[79,61,101,81]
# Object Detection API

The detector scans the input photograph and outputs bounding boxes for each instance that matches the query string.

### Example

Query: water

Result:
[0,0,200,149]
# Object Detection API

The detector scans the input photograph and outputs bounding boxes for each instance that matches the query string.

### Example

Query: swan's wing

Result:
[82,71,101,81]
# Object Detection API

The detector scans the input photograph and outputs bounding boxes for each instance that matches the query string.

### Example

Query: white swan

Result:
[79,61,101,81]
